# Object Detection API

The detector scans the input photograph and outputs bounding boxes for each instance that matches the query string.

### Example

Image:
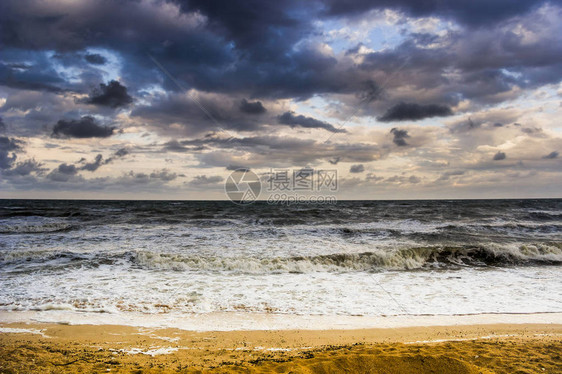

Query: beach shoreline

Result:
[1,319,561,373]
[1,311,561,331]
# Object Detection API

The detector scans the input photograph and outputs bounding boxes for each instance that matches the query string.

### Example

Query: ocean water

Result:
[1,199,561,325]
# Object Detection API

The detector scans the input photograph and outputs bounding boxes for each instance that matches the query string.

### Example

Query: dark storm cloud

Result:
[0,135,47,177]
[132,93,263,135]
[0,0,561,170]
[176,134,385,168]
[150,169,178,181]
[520,126,548,138]
[278,112,346,133]
[0,0,373,100]
[0,136,23,169]
[0,61,64,93]
[7,169,181,191]
[188,175,224,187]
[448,115,527,133]
[357,80,383,103]
[52,116,115,138]
[542,151,559,159]
[226,165,250,171]
[390,128,409,146]
[84,53,106,65]
[322,0,547,26]
[0,0,560,103]
[163,140,188,152]
[2,158,45,176]
[109,169,181,188]
[116,171,149,184]
[0,0,236,96]
[409,175,421,184]
[0,117,5,132]
[349,164,365,173]
[46,162,79,182]
[102,148,130,165]
[114,148,129,158]
[385,174,421,184]
[0,88,90,138]
[0,0,560,198]
[78,148,129,172]
[0,1,214,52]
[57,163,77,174]
[365,173,384,182]
[84,81,133,108]
[1,0,557,109]
[239,99,266,114]
[437,170,465,181]
[345,43,364,56]
[163,139,207,153]
[356,6,562,106]
[175,0,311,58]
[378,102,453,122]
[81,154,103,171]
[493,151,507,161]
[136,86,374,137]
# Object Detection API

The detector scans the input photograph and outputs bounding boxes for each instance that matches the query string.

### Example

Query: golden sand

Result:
[1,322,561,373]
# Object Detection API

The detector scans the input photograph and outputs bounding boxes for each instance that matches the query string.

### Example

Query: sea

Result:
[1,199,561,329]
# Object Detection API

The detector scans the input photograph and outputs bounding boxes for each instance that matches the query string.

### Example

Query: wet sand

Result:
[1,322,561,373]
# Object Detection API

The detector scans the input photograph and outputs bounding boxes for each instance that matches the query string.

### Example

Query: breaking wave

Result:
[0,220,74,234]
[132,244,562,273]
[3,244,561,273]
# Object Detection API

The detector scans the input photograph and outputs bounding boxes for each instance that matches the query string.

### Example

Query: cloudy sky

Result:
[0,0,561,199]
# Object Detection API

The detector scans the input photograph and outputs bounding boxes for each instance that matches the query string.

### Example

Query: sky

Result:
[0,0,561,200]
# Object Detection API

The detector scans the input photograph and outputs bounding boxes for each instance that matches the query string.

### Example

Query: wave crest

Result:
[0,222,73,234]
[132,244,562,273]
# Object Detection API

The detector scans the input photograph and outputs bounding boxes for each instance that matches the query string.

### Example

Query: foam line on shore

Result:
[1,311,561,331]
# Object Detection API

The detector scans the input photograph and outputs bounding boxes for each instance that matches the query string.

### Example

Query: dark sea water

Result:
[1,199,561,320]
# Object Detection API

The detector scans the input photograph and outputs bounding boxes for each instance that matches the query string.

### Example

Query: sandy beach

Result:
[1,319,561,373]
[2,0,562,367]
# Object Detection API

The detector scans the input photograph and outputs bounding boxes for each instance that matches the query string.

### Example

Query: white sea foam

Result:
[120,347,179,356]
[0,327,48,336]
[1,265,561,317]
[0,217,73,234]
[2,311,561,331]
[1,200,560,329]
